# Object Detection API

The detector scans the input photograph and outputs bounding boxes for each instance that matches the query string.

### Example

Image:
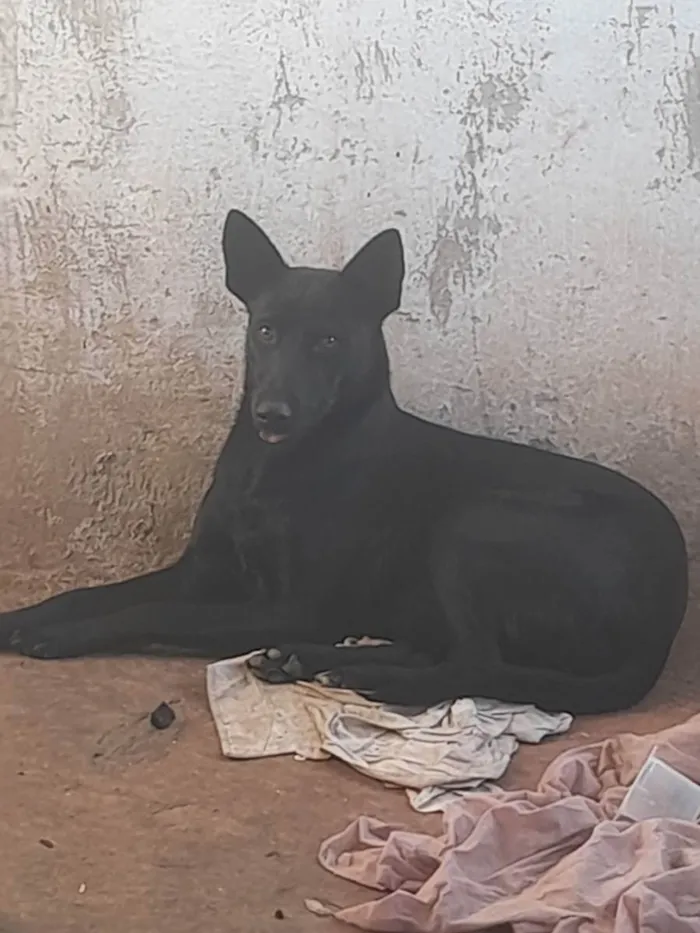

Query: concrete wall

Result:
[2,0,700,600]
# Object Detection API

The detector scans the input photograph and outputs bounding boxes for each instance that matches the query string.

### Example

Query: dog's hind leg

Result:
[314,549,673,714]
[309,650,668,714]
[302,532,677,714]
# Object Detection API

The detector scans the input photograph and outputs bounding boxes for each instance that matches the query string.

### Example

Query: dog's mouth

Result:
[257,428,289,445]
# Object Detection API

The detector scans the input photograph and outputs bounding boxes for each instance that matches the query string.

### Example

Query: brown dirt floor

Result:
[1,584,698,933]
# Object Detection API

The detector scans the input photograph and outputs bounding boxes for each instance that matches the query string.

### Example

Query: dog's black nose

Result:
[255,401,292,427]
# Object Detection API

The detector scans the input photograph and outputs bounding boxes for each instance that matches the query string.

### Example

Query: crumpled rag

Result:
[206,651,571,812]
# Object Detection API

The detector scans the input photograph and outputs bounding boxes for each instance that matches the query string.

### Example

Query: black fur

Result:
[0,210,688,714]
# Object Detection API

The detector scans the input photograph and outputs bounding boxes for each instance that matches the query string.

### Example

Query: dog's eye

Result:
[258,324,275,342]
[318,335,338,350]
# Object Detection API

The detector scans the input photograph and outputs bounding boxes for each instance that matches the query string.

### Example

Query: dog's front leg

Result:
[13,600,302,660]
[0,560,188,650]
[247,642,434,685]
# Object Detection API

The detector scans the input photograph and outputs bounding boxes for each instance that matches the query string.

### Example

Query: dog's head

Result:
[222,209,405,445]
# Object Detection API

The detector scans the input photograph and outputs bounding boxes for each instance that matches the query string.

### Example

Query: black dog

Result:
[0,210,688,714]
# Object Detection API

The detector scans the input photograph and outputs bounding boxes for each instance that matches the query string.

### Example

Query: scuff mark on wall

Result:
[269,51,307,137]
[0,0,18,195]
[0,0,20,377]
[648,14,700,188]
[37,0,138,167]
[419,21,546,338]
[17,0,141,342]
[353,40,401,101]
[410,24,545,429]
[623,1,660,66]
[682,46,700,171]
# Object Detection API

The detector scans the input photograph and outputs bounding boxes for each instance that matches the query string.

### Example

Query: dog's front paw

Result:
[10,623,91,659]
[12,633,67,659]
[247,647,306,684]
[313,667,377,697]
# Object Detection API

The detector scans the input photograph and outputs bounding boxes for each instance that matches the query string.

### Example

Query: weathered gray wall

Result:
[1,0,700,599]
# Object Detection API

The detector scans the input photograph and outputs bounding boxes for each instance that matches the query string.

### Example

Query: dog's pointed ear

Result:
[222,210,288,306]
[341,228,405,319]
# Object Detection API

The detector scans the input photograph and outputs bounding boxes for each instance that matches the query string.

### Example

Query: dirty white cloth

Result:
[206,652,572,812]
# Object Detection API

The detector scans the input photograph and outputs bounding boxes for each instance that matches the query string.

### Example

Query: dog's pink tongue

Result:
[259,430,287,444]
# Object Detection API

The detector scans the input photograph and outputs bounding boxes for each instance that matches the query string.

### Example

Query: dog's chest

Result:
[223,450,431,600]
[225,496,294,597]
[288,470,425,586]
[229,483,380,588]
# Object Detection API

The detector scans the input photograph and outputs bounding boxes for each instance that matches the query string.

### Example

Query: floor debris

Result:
[149,702,176,730]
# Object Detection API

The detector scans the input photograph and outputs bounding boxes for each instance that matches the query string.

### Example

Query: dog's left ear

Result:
[341,228,405,319]
[222,209,288,306]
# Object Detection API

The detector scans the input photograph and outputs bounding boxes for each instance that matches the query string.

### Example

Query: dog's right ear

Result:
[341,228,405,320]
[222,210,288,306]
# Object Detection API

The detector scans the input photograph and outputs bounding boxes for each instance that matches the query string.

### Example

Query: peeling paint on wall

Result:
[683,48,700,170]
[2,0,700,604]
[653,33,700,185]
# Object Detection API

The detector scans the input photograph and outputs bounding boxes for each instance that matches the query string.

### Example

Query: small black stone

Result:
[149,702,175,730]
[274,909,285,920]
